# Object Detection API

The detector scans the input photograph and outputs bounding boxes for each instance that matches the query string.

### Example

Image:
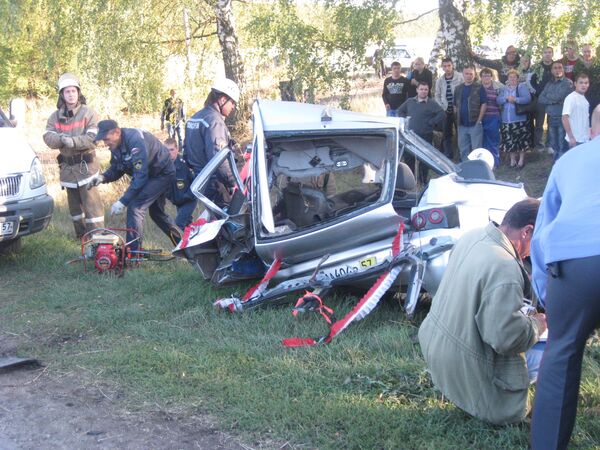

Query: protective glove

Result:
[87,174,105,190]
[61,135,75,148]
[110,200,125,216]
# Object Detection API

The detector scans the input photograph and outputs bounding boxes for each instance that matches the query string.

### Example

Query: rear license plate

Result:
[0,221,14,236]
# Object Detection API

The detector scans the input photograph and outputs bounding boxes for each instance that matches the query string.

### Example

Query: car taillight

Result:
[411,205,459,231]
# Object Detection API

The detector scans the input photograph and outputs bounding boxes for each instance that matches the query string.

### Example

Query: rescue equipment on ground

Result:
[66,228,174,275]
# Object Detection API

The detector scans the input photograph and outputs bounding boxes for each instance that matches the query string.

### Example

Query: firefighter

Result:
[164,138,197,229]
[89,120,181,251]
[43,73,104,237]
[184,77,240,207]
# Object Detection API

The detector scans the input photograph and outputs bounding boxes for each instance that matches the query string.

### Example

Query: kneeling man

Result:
[418,198,547,425]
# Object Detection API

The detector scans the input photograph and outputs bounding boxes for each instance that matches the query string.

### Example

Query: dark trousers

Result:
[482,115,500,167]
[126,175,176,250]
[442,112,456,159]
[531,255,600,450]
[534,102,547,148]
[175,199,197,229]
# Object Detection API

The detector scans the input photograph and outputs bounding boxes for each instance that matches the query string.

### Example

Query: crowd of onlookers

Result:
[382,40,599,169]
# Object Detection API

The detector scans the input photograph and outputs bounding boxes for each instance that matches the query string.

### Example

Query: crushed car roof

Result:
[255,99,400,132]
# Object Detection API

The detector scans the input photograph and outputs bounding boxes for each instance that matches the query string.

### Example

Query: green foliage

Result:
[246,0,399,104]
[466,0,600,58]
[0,0,219,112]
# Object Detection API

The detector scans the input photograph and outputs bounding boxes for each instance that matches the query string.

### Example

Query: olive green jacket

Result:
[418,222,541,425]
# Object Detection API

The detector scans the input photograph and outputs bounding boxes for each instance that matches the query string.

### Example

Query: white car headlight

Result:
[29,157,46,189]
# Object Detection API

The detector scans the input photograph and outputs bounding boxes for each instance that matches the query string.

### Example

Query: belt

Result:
[58,152,96,166]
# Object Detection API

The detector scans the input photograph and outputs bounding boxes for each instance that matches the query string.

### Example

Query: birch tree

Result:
[214,0,247,124]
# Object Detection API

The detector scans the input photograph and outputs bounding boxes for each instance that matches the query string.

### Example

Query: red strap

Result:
[241,257,282,302]
[180,218,207,249]
[291,291,335,325]
[282,337,318,347]
[282,223,405,347]
[391,222,404,257]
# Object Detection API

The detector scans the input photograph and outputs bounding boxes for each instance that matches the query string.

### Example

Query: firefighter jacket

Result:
[183,104,236,185]
[167,157,196,206]
[102,128,175,206]
[43,104,100,188]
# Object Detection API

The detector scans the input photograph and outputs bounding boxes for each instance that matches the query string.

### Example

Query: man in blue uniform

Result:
[90,120,180,250]
[164,137,197,229]
[184,77,240,207]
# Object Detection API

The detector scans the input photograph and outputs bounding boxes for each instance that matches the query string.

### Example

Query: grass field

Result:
[2,107,600,449]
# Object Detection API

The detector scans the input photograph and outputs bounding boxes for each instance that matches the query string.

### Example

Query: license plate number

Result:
[0,222,14,236]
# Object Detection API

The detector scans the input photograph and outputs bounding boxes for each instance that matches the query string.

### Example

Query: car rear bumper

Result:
[0,194,54,241]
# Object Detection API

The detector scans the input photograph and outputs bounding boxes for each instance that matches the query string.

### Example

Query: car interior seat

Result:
[283,182,333,228]
[457,159,496,181]
[393,162,418,217]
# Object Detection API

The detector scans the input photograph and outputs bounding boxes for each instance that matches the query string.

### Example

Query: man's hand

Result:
[568,136,577,147]
[532,313,547,336]
[110,200,125,216]
[411,78,418,86]
[61,135,75,148]
[87,174,105,190]
[160,121,164,131]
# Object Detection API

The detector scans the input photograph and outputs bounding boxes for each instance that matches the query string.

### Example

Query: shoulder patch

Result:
[133,160,143,171]
[176,180,185,190]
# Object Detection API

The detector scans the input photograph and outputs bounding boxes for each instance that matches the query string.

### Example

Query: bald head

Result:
[592,105,600,139]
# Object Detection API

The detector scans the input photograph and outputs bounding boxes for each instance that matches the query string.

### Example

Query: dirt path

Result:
[0,366,247,450]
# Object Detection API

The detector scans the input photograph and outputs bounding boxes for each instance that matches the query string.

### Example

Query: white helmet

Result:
[211,78,240,103]
[468,148,495,170]
[57,73,80,92]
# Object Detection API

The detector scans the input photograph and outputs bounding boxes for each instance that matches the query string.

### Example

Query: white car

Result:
[0,107,53,254]
[381,45,415,72]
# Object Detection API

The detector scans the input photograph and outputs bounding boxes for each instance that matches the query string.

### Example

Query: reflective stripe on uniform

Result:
[61,171,100,188]
[85,216,104,224]
[71,213,85,221]
[77,171,100,187]
[188,118,209,128]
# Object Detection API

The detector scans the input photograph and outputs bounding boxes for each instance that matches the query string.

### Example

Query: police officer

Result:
[89,120,180,250]
[43,73,104,237]
[164,138,197,229]
[184,78,240,206]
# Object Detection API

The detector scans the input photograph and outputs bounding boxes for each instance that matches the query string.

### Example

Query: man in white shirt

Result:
[562,73,590,149]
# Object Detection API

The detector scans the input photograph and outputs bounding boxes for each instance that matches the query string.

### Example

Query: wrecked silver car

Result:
[174,100,527,341]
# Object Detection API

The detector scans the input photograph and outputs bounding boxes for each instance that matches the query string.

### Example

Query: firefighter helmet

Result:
[57,73,80,92]
[211,78,240,103]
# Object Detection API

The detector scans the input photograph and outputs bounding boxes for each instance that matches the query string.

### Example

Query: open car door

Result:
[173,136,262,283]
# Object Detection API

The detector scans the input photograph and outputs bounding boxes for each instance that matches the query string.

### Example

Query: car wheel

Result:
[0,237,23,255]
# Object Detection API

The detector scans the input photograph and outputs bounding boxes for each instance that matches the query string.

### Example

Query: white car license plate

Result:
[0,221,14,236]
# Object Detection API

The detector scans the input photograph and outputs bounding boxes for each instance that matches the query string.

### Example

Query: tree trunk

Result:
[214,0,247,127]
[429,0,473,71]
[183,8,195,84]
